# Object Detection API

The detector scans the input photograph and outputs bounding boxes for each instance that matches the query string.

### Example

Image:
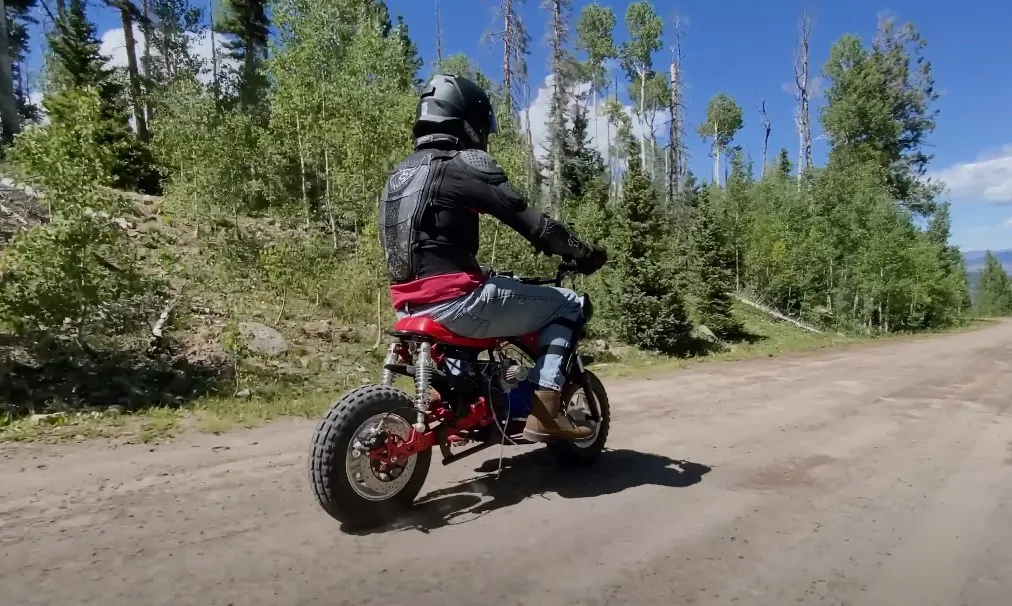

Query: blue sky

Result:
[21,0,1012,251]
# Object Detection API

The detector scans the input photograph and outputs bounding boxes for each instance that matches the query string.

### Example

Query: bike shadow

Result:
[344,448,712,535]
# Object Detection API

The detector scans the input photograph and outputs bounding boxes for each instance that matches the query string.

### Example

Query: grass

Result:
[1,305,993,445]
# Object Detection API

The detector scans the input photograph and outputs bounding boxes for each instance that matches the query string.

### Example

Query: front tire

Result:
[308,385,431,529]
[547,370,611,468]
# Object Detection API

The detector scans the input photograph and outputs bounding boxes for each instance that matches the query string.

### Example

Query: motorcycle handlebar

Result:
[512,261,582,286]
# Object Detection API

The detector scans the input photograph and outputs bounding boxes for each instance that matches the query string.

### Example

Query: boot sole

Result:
[523,428,592,443]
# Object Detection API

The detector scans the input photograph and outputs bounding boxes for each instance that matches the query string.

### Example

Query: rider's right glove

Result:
[575,243,608,275]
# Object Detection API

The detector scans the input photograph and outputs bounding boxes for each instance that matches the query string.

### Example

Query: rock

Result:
[334,325,360,343]
[30,412,66,426]
[106,405,125,416]
[237,322,289,356]
[301,320,332,339]
[235,388,252,399]
[593,339,610,351]
[112,217,135,230]
[693,325,719,343]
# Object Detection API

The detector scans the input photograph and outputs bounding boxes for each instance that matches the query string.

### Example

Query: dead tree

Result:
[543,0,570,219]
[758,98,771,179]
[499,0,530,112]
[793,10,813,183]
[107,0,149,141]
[435,0,443,65]
[666,16,686,204]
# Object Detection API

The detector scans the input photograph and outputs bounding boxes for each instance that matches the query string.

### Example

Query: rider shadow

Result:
[347,448,712,535]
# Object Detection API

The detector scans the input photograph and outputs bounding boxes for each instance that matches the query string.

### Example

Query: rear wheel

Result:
[308,385,431,529]
[547,370,610,467]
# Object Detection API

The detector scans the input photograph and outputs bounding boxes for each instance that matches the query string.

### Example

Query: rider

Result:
[379,74,607,442]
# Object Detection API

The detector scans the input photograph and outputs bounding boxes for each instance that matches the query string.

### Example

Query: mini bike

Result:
[307,262,610,528]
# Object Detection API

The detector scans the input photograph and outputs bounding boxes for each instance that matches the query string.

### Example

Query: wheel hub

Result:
[345,414,418,501]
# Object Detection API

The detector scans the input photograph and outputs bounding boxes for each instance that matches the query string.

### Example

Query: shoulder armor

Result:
[460,149,504,175]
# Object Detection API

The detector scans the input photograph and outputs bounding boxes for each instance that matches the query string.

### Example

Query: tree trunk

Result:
[759,99,771,179]
[435,0,443,66]
[794,11,813,177]
[118,2,149,141]
[667,60,677,203]
[209,0,219,101]
[141,0,153,122]
[56,0,66,16]
[501,0,510,110]
[711,122,720,186]
[638,67,647,170]
[0,0,19,144]
[296,113,309,228]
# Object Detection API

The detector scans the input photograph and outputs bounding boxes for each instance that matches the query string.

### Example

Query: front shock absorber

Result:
[412,341,432,432]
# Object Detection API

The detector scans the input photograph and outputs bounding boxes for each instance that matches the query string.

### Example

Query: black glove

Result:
[574,243,607,275]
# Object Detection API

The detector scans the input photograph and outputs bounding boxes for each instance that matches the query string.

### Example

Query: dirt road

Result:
[4,323,1012,606]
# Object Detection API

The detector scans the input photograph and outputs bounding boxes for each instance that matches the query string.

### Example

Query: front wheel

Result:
[308,385,431,529]
[547,370,611,467]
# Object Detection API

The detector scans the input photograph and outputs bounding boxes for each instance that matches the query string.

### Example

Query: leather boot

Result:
[523,389,593,442]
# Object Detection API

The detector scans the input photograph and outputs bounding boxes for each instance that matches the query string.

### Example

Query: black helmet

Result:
[413,74,498,151]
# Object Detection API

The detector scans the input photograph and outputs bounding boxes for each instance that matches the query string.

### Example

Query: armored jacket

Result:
[378,137,597,311]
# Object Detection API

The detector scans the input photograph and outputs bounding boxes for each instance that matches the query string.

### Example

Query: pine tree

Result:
[974,251,1011,317]
[215,0,269,110]
[49,0,117,92]
[48,0,156,192]
[777,148,792,179]
[694,186,743,338]
[608,136,692,354]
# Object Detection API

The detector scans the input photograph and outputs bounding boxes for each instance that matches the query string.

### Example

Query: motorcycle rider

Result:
[379,74,607,442]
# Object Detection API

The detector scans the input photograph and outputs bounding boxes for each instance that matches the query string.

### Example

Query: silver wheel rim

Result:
[345,413,418,501]
[566,389,602,449]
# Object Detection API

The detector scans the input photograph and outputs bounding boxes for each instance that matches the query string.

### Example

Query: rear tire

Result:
[308,385,431,529]
[547,370,610,468]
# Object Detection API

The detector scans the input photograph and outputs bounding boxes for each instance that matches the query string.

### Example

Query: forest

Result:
[0,0,1001,422]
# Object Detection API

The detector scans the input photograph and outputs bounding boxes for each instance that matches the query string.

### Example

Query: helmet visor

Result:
[488,106,498,135]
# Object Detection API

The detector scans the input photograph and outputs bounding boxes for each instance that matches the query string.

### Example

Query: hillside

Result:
[0,174,860,442]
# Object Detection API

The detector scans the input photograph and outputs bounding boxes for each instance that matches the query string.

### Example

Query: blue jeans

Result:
[398,276,584,391]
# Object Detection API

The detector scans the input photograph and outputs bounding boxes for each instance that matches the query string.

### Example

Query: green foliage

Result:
[0,216,156,336]
[619,1,662,81]
[214,0,270,110]
[776,148,792,179]
[46,1,159,192]
[974,252,1012,317]
[2,88,160,339]
[604,139,691,353]
[698,93,744,151]
[575,3,616,90]
[820,19,940,215]
[693,186,743,338]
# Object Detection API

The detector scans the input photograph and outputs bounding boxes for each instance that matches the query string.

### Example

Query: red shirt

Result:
[389,271,484,311]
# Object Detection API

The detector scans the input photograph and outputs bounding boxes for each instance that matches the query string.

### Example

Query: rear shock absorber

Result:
[413,342,432,432]
[380,343,398,386]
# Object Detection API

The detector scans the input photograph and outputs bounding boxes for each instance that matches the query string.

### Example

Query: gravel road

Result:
[4,322,1012,606]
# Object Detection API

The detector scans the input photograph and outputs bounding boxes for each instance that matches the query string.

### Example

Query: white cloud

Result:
[928,145,1012,204]
[780,76,824,100]
[1004,216,1012,226]
[99,26,233,87]
[520,74,665,166]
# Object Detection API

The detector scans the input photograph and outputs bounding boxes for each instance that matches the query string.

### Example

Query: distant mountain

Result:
[962,249,1012,272]
[961,249,1012,303]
